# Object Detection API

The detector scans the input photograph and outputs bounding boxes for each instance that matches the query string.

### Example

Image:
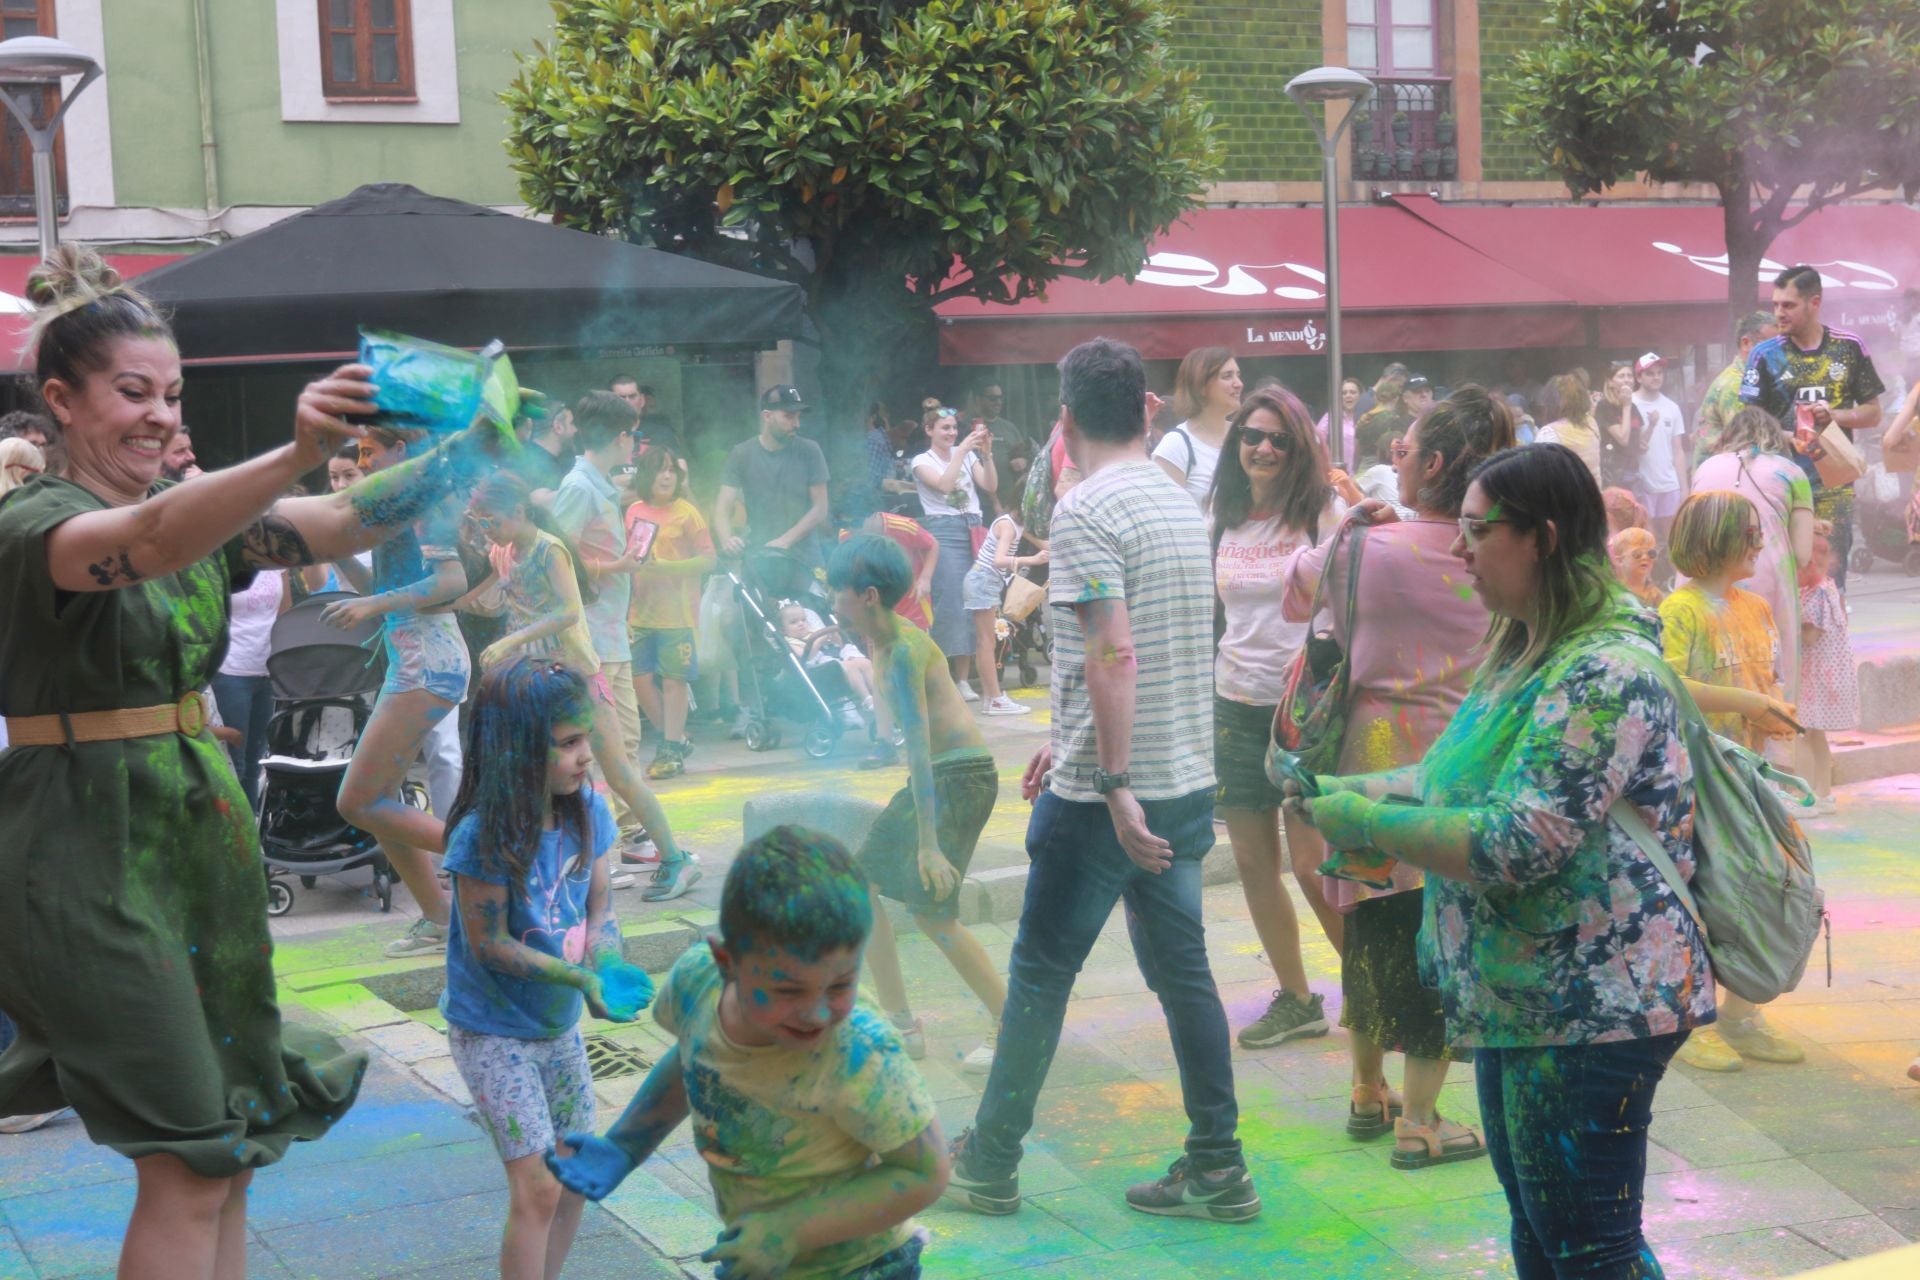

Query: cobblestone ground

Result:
[4,705,1917,1278]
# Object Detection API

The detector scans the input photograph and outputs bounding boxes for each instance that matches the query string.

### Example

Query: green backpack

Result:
[1610,656,1826,1006]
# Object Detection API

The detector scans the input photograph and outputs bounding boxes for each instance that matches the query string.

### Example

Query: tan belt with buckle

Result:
[4,691,210,748]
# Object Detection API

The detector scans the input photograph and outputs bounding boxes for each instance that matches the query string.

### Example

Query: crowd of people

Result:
[2,242,1916,1280]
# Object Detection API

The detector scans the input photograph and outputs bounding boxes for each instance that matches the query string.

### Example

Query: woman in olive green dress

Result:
[0,247,485,1279]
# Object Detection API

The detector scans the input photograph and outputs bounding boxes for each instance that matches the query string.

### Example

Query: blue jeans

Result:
[970,787,1242,1176]
[1476,1032,1688,1279]
[210,673,274,812]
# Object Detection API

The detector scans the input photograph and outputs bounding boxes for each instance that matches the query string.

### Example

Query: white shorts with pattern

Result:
[448,1025,597,1162]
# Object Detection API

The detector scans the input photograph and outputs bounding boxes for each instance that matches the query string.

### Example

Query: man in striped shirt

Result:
[944,337,1257,1224]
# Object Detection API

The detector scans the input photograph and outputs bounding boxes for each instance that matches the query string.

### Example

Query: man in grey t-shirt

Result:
[945,338,1256,1223]
[714,385,832,573]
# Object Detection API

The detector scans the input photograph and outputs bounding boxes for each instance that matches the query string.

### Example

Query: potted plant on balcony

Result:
[1395,144,1415,179]
[1391,110,1411,147]
[1440,145,1458,179]
[1435,112,1456,147]
[1421,148,1441,179]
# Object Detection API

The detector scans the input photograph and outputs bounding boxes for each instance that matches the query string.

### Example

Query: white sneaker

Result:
[0,1109,70,1134]
[962,1027,998,1075]
[956,680,980,703]
[984,696,1030,716]
[610,868,637,890]
[1813,795,1839,815]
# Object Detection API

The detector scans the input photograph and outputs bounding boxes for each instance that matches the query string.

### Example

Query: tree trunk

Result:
[1720,180,1771,336]
[809,265,938,480]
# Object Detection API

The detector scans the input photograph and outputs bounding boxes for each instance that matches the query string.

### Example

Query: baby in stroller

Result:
[778,601,876,730]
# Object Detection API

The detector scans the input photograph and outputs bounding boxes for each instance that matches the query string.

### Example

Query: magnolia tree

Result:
[504,0,1220,428]
[1504,0,1920,326]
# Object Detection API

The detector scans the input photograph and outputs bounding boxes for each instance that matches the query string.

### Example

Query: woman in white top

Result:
[911,405,997,695]
[1211,384,1346,1049]
[211,567,291,811]
[961,510,1048,715]
[1153,345,1242,507]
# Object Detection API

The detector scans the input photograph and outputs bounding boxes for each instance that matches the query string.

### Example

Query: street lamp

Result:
[1285,65,1374,468]
[0,35,103,262]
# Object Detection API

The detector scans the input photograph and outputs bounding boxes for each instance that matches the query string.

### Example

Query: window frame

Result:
[1346,0,1439,77]
[0,0,66,218]
[317,0,418,104]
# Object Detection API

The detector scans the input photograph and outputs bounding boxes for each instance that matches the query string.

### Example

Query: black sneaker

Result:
[1236,990,1330,1048]
[1124,1156,1261,1222]
[942,1128,1021,1215]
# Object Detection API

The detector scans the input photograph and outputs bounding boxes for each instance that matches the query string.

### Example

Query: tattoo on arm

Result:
[240,512,317,568]
[87,549,143,587]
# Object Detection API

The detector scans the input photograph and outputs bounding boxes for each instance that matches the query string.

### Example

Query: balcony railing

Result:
[1348,77,1455,182]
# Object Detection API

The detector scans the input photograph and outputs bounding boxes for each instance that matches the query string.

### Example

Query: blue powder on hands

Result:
[599,962,655,1022]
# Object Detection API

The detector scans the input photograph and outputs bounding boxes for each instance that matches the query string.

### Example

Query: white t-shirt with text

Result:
[1214,499,1346,705]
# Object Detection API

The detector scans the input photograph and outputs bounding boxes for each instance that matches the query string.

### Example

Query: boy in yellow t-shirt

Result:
[544,827,949,1279]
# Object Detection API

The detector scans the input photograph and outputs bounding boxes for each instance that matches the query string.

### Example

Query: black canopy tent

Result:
[135,183,807,363]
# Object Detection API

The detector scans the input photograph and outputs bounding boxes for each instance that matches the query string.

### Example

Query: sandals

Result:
[1390,1115,1488,1169]
[1346,1082,1404,1139]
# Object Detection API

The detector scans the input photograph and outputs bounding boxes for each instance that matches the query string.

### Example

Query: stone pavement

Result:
[8,769,1916,1279]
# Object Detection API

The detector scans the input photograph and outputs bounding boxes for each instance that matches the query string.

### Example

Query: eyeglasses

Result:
[1457,516,1514,544]
[1237,425,1292,452]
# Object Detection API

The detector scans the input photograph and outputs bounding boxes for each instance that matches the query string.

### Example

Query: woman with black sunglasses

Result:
[1208,385,1347,1050]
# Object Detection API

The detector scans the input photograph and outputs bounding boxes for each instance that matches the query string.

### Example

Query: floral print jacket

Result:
[1417,607,1717,1048]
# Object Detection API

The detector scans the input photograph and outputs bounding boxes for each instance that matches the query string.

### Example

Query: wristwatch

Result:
[1093,768,1132,795]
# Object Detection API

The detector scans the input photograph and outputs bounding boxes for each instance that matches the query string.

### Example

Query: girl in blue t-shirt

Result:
[440,656,655,1278]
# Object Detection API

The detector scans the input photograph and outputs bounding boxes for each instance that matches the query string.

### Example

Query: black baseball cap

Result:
[759,385,807,411]
[1405,375,1433,393]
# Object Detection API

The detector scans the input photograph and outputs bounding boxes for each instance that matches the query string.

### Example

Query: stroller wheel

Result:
[1019,660,1039,689]
[401,780,430,811]
[804,724,837,760]
[299,875,317,890]
[744,720,772,752]
[1851,545,1876,574]
[266,878,295,918]
[1905,548,1920,577]
[375,873,393,913]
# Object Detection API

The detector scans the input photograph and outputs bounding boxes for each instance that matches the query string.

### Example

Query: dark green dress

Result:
[0,477,365,1177]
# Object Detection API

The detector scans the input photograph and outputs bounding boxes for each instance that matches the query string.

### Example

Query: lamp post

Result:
[1285,65,1373,468]
[0,35,103,262]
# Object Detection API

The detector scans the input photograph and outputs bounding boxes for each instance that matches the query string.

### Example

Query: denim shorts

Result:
[962,564,1006,613]
[381,617,471,704]
[1213,694,1285,812]
[631,626,699,682]
[448,1025,596,1163]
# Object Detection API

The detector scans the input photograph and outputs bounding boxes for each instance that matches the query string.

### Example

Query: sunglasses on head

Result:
[1236,425,1292,451]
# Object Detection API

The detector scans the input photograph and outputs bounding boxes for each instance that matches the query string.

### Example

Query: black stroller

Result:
[728,549,860,759]
[257,591,428,917]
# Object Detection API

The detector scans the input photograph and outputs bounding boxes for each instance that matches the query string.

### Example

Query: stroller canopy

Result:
[267,592,388,699]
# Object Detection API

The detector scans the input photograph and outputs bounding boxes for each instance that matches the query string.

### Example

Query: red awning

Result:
[0,252,186,373]
[1386,195,1920,349]
[935,199,1920,365]
[935,205,1582,364]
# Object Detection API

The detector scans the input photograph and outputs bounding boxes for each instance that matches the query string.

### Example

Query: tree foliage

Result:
[503,0,1219,414]
[1503,0,1920,322]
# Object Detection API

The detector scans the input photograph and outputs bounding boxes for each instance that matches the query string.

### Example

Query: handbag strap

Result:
[1608,798,1708,941]
[1338,522,1366,650]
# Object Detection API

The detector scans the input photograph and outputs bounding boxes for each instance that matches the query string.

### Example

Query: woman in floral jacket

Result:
[1294,442,1712,1280]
